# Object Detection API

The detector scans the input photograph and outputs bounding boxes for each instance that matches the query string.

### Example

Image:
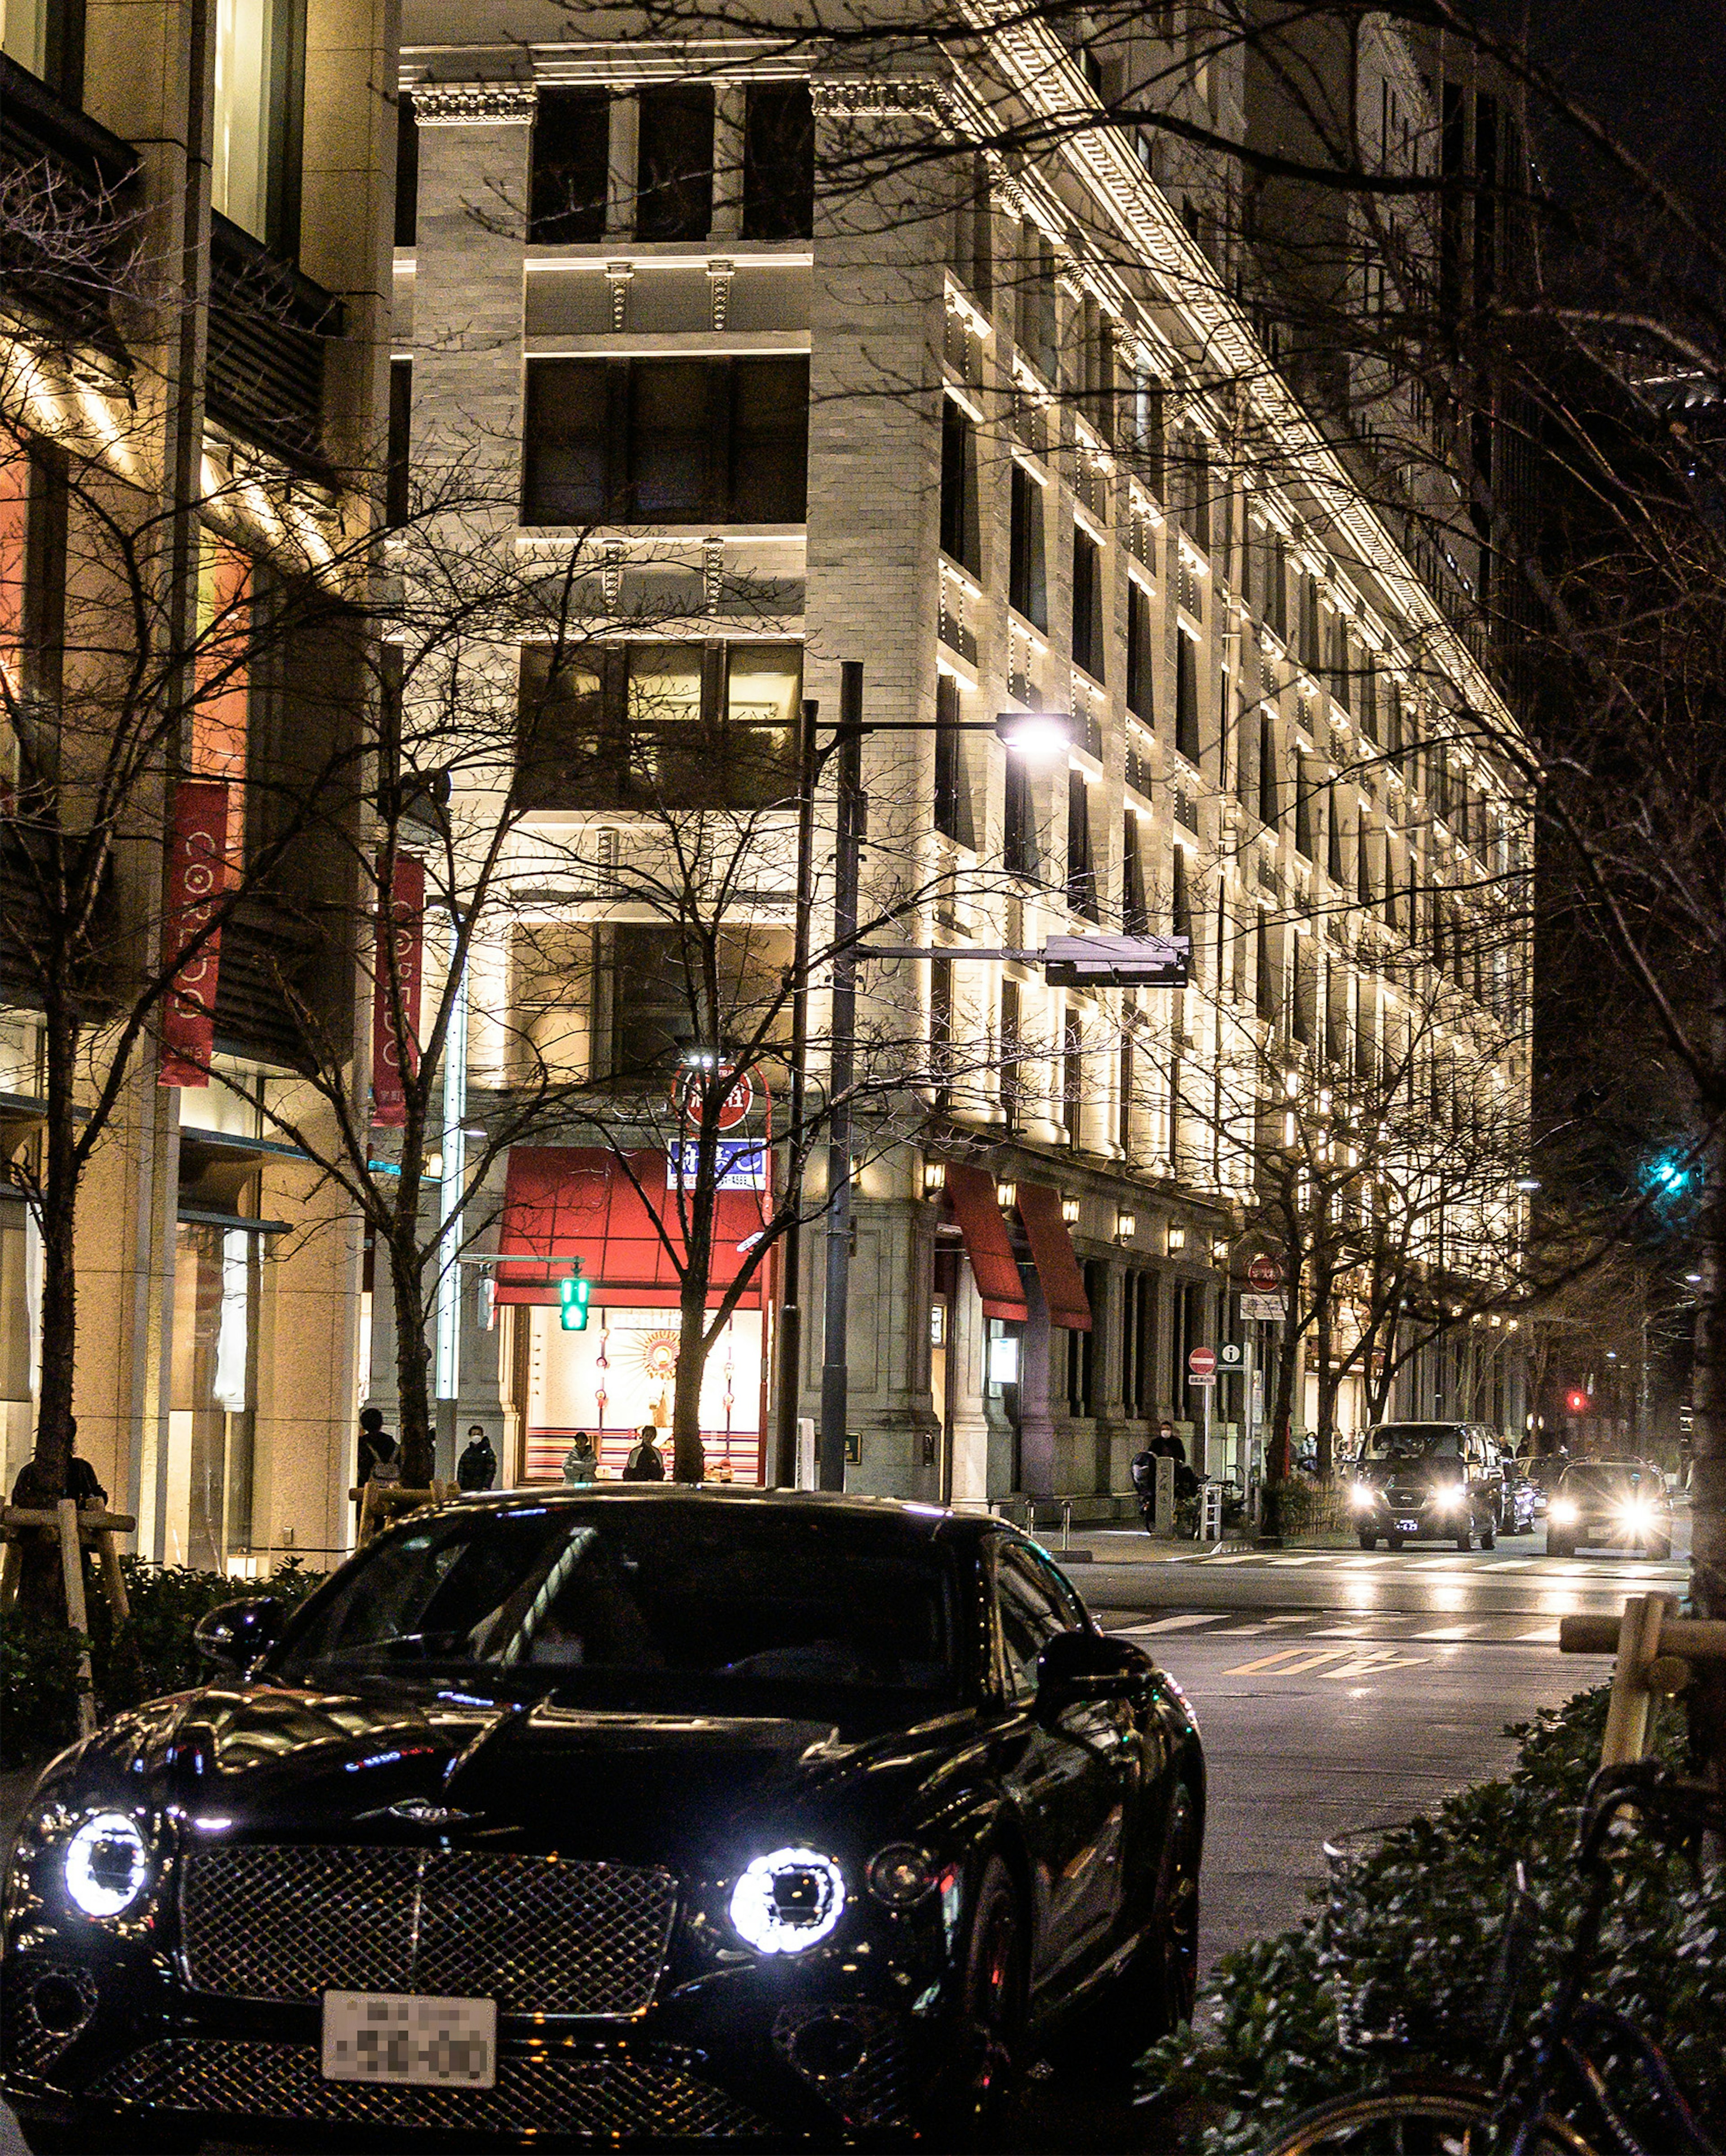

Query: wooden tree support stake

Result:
[1561,1598,1726,1765]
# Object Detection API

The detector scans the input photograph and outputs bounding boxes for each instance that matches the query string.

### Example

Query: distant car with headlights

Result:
[1545,1459,1673,1559]
[1348,1422,1501,1550]
[1,1488,1205,2152]
[1520,1454,1568,1517]
[1499,1467,1540,1535]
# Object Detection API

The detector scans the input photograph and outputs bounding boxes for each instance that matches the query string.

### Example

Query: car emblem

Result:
[380,1798,481,1828]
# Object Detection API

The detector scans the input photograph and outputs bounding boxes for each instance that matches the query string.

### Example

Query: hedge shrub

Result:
[1,1555,325,1768]
[1138,1684,1726,2152]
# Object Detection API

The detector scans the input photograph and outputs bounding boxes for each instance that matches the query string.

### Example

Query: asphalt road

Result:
[0,1520,1681,2154]
[1081,1523,1686,1970]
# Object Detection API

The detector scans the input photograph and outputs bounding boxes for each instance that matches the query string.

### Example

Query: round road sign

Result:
[1247,1255,1282,1291]
[1188,1345,1217,1378]
[673,1062,755,1131]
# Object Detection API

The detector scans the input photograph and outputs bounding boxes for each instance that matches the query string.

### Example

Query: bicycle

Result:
[1259,1759,1726,2155]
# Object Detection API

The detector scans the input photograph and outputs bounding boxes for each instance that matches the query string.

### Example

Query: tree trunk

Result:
[671,1285,708,1485]
[30,1005,81,1501]
[1688,1060,1726,1799]
[1315,1281,1336,1483]
[390,1224,436,1487]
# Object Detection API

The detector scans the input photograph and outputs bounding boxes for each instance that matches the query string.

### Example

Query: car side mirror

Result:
[1035,1628,1144,1711]
[194,1596,284,1675]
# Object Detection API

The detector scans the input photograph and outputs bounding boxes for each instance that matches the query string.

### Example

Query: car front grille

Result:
[774,2004,917,2129]
[1386,1487,1425,1509]
[93,2038,774,2139]
[180,1845,676,2016]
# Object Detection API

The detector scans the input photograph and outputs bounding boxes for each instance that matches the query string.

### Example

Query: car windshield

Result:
[1561,1464,1647,1498]
[1526,1457,1565,1486]
[1362,1426,1463,1461]
[272,1501,961,1701]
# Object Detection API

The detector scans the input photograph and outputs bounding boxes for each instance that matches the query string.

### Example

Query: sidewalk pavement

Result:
[1043,1528,1255,1565]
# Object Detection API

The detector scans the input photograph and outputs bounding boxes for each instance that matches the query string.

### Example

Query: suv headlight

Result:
[1549,1498,1579,1525]
[729,1847,846,1954]
[1348,1483,1376,1510]
[1431,1486,1463,1512]
[64,1813,151,1919]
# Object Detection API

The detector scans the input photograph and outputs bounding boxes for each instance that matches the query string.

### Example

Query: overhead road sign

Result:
[1042,935,1191,989]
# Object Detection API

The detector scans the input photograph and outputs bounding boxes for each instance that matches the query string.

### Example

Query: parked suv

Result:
[1349,1422,1502,1550]
[1546,1459,1673,1559]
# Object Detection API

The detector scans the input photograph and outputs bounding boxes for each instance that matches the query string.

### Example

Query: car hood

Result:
[43,1683,983,1867]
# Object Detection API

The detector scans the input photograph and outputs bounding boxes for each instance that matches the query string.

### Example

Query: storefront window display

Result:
[519,1306,762,1483]
[169,1222,258,1570]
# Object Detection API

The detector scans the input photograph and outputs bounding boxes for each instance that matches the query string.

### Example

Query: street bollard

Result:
[1200,1479,1224,1543]
[1153,1455,1176,1538]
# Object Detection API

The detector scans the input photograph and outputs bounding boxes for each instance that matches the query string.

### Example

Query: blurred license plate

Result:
[1395,1518,1419,1535]
[321,1991,496,2087]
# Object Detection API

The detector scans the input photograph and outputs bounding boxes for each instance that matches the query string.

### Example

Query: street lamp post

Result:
[771,669,1179,1492]
[818,663,865,1491]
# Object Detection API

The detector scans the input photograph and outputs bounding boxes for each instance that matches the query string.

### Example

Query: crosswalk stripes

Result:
[1116,1543,1688,1583]
[1106,1610,1608,1652]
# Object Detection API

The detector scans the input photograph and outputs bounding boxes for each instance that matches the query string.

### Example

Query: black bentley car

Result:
[1,1489,1205,2149]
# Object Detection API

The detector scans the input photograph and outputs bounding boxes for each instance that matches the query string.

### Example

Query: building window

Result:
[940,398,981,576]
[1003,744,1037,879]
[1062,1007,1083,1144]
[1065,1262,1099,1414]
[603,921,793,1079]
[530,87,609,244]
[1174,628,1200,763]
[386,359,411,527]
[1121,1268,1157,1416]
[1171,842,1192,943]
[2,0,85,97]
[1072,525,1104,682]
[1257,710,1278,827]
[742,82,814,239]
[1326,781,1345,883]
[1127,580,1154,721]
[1022,227,1059,384]
[394,93,418,247]
[999,978,1022,1129]
[1294,759,1314,858]
[1066,767,1096,920]
[635,83,714,241]
[949,151,992,297]
[1267,530,1288,639]
[929,955,952,1109]
[212,0,306,254]
[1122,809,1148,934]
[1009,463,1046,630]
[516,639,801,810]
[1254,912,1276,1022]
[934,671,974,847]
[522,358,809,526]
[1178,437,1209,553]
[0,438,67,757]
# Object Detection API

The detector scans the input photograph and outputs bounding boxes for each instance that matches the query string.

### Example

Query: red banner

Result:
[370,853,424,1127]
[159,777,232,1087]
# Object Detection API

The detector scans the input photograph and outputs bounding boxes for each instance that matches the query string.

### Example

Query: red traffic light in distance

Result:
[1565,1388,1589,1415]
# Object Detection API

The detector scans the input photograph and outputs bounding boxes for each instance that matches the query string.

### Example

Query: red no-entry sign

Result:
[1247,1256,1281,1291]
[1188,1345,1217,1378]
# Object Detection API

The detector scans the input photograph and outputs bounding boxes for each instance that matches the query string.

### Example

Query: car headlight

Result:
[1431,1486,1462,1511]
[729,1847,846,1954]
[1619,1501,1653,1528]
[64,1813,151,1919]
[867,1842,940,1909]
[1348,1483,1377,1510]
[1548,1498,1579,1525]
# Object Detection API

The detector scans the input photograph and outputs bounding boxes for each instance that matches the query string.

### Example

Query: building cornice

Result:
[412,80,538,127]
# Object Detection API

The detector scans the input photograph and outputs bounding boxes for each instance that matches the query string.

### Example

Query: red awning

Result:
[1016,1182,1092,1331]
[943,1162,1028,1322]
[494,1147,767,1310]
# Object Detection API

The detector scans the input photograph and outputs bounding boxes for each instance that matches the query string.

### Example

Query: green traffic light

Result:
[558,1270,592,1332]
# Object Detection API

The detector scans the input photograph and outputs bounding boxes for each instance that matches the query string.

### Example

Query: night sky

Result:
[1490,0,1726,200]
